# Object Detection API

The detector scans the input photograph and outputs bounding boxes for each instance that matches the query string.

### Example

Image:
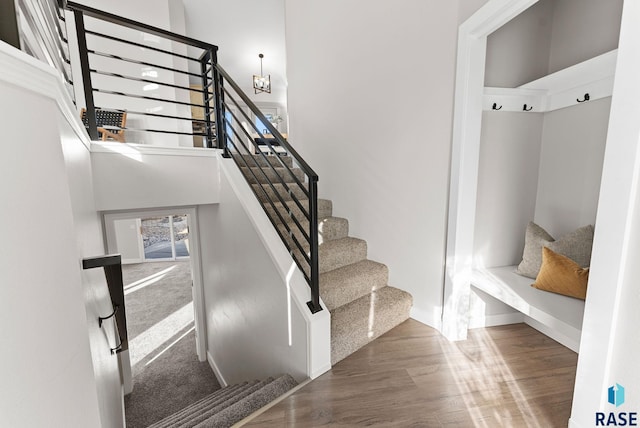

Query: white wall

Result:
[183,0,287,106]
[0,44,122,427]
[58,102,126,428]
[534,98,611,237]
[484,0,553,87]
[547,0,623,74]
[284,0,466,327]
[91,144,219,211]
[198,158,330,385]
[474,113,544,268]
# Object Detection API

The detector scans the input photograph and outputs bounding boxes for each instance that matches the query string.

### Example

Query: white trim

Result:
[484,50,618,113]
[468,312,524,330]
[442,0,540,342]
[90,141,220,158]
[524,316,579,353]
[135,218,144,263]
[483,87,546,112]
[207,351,228,388]
[119,350,133,395]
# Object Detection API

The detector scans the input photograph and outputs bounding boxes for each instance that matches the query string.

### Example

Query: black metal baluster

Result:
[211,50,228,157]
[200,50,214,148]
[73,10,98,140]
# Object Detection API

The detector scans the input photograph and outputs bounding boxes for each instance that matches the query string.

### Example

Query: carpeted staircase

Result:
[239,154,413,364]
[147,374,298,428]
[144,155,411,428]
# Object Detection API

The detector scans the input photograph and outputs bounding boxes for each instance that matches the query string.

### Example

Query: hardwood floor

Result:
[244,320,577,427]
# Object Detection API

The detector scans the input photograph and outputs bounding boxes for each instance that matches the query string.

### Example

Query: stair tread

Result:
[330,285,412,365]
[148,382,254,428]
[320,259,388,311]
[148,375,298,428]
[153,379,272,428]
[194,374,298,427]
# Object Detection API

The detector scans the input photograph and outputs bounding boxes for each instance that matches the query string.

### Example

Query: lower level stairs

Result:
[148,374,297,428]
[238,154,413,365]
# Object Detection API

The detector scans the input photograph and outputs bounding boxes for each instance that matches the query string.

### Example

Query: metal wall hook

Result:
[98,304,119,328]
[110,339,123,355]
[492,103,502,110]
[577,93,590,103]
[523,104,533,111]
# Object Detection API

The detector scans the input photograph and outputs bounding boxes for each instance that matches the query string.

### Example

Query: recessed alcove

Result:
[443,0,623,352]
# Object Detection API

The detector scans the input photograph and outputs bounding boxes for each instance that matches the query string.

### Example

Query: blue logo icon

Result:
[609,384,625,407]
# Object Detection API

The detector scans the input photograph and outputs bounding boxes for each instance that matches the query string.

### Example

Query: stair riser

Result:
[277,217,349,248]
[319,239,367,273]
[330,287,412,365]
[318,217,349,243]
[320,260,389,311]
[291,238,368,277]
[242,167,304,185]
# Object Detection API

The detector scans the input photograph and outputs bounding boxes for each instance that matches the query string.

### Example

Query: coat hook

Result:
[577,93,590,103]
[492,103,502,111]
[523,104,533,111]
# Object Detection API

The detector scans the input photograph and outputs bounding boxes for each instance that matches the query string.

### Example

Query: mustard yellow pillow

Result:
[532,247,589,300]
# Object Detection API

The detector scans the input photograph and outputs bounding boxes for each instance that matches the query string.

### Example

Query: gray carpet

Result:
[123,261,221,428]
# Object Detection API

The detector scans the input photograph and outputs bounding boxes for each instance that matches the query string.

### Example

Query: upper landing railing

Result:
[2,0,322,314]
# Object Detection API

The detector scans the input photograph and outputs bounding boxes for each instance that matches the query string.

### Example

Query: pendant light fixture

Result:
[252,53,271,94]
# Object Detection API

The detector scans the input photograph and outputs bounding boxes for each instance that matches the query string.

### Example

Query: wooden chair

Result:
[81,108,127,142]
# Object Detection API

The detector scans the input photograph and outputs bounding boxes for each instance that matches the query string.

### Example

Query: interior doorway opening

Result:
[104,208,208,371]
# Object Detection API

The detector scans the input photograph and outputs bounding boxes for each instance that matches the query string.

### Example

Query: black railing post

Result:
[211,49,229,157]
[307,178,322,314]
[0,0,20,49]
[73,10,98,140]
[200,50,214,148]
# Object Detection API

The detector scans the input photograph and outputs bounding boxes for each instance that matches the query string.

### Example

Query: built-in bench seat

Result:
[471,266,584,352]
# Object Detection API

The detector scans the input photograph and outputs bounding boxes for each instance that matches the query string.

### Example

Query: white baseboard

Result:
[410,306,442,331]
[524,316,580,353]
[207,351,228,387]
[309,363,331,380]
[468,312,524,329]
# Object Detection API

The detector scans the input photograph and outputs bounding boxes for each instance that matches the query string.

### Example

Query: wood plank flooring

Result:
[244,320,577,427]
